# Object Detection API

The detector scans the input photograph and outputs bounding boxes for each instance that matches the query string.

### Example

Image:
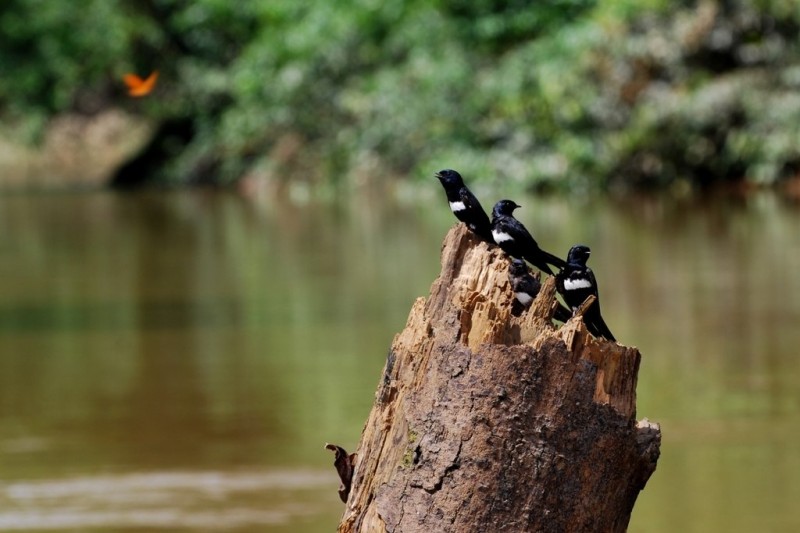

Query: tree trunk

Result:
[337,224,661,533]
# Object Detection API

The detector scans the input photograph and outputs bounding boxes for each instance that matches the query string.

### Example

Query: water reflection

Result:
[0,189,799,532]
[1,470,336,531]
[0,190,442,531]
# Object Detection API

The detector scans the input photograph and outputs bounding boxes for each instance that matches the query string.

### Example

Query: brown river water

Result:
[0,189,798,532]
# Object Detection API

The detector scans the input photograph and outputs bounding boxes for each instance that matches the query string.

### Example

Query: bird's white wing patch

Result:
[449,201,466,212]
[515,292,533,305]
[492,230,514,243]
[564,278,592,290]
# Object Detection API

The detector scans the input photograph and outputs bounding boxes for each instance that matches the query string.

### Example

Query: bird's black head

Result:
[509,258,529,277]
[567,244,591,265]
[492,199,521,217]
[434,169,464,187]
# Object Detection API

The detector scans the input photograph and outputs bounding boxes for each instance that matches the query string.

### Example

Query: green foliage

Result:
[0,0,132,137]
[440,0,598,53]
[1,0,799,190]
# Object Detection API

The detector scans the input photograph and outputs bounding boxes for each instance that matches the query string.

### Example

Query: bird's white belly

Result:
[515,292,533,305]
[449,201,466,212]
[564,278,592,290]
[492,230,514,243]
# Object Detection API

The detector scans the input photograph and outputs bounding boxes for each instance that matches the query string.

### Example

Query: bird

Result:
[508,257,572,320]
[490,199,566,275]
[435,169,493,242]
[555,244,616,341]
[508,258,540,309]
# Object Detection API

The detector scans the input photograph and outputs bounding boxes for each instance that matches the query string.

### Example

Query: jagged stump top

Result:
[405,224,640,417]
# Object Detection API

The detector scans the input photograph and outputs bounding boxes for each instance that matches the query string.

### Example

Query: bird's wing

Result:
[460,189,490,222]
[520,275,540,295]
[581,267,615,340]
[491,216,514,238]
[506,217,531,242]
[513,219,552,263]
[555,266,568,293]
[459,188,492,240]
[585,267,600,297]
[508,218,558,274]
[459,188,478,209]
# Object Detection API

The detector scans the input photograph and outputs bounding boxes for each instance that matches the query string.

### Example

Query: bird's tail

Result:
[591,315,616,342]
[584,302,616,342]
[541,249,566,270]
[552,301,572,323]
[527,258,554,276]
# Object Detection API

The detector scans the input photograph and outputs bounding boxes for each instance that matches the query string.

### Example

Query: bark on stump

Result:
[338,224,661,533]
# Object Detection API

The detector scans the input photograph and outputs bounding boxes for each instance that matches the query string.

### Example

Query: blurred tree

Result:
[0,0,798,191]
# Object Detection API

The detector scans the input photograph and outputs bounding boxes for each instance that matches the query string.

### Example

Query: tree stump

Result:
[337,224,661,533]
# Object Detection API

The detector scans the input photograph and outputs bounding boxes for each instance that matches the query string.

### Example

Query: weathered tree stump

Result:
[337,224,661,533]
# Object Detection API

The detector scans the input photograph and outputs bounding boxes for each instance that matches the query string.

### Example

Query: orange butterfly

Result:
[123,71,159,97]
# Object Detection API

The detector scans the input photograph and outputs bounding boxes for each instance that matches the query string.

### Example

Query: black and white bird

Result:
[435,169,493,242]
[508,258,540,310]
[555,244,616,341]
[491,199,566,275]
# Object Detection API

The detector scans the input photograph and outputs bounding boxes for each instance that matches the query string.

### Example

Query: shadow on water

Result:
[0,188,799,531]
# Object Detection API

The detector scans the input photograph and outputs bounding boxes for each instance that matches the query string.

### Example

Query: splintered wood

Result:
[337,224,661,533]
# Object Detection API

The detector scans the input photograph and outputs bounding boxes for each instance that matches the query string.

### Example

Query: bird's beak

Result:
[434,172,442,180]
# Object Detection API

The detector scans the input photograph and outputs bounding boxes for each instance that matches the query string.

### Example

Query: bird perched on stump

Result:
[556,244,616,341]
[508,258,540,310]
[509,258,573,321]
[435,169,493,242]
[491,199,566,275]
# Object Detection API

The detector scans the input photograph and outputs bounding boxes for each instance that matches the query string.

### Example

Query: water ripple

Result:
[0,469,339,530]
